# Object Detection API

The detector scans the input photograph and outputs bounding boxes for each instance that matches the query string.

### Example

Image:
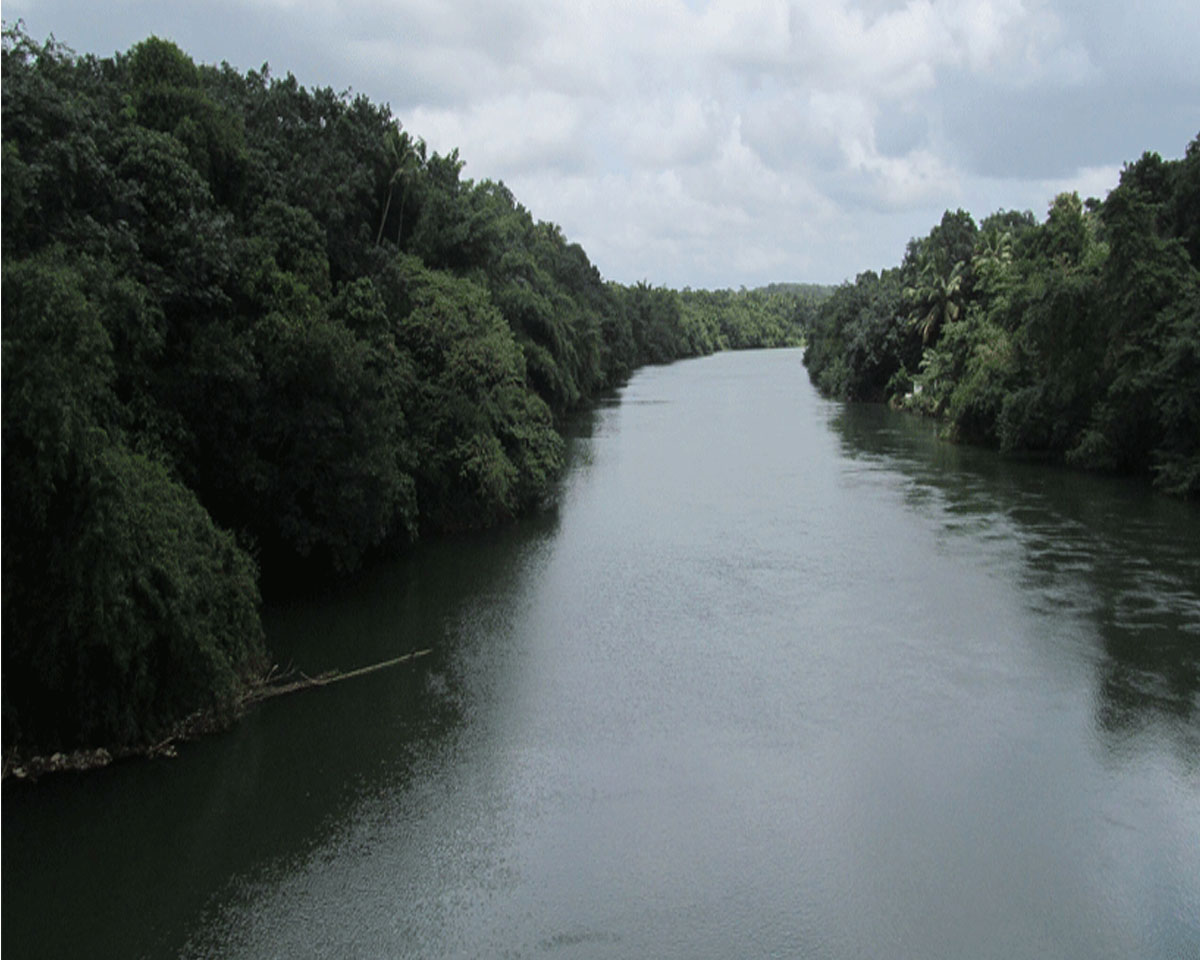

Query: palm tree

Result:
[971,229,1014,299]
[975,229,1013,268]
[904,257,966,345]
[375,127,422,246]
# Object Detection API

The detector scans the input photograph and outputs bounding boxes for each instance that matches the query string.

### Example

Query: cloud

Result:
[618,93,722,169]
[5,0,1198,286]
[698,0,795,68]
[408,91,588,175]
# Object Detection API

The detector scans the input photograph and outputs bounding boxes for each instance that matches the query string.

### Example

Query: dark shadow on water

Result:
[827,402,1200,767]
[2,495,567,960]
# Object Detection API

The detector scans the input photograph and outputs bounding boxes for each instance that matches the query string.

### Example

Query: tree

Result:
[377,255,563,530]
[804,269,908,402]
[905,257,966,346]
[375,125,422,247]
[2,251,264,750]
[1068,155,1198,478]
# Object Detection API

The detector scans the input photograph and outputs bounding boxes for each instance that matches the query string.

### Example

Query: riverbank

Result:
[3,650,432,784]
[802,136,1199,499]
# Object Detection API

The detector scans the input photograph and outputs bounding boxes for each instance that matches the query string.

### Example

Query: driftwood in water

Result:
[242,649,433,705]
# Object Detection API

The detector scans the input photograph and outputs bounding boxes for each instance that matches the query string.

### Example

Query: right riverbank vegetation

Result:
[1,28,823,765]
[804,134,1200,500]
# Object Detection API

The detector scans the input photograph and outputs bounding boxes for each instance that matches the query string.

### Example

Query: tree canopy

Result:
[803,135,1200,498]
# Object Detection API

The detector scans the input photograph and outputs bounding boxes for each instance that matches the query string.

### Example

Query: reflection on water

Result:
[828,402,1200,765]
[4,350,1198,960]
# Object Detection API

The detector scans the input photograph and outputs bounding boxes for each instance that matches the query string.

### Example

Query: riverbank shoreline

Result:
[2,649,433,785]
[3,705,239,784]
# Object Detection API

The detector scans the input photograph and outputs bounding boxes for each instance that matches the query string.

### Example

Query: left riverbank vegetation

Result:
[804,133,1200,499]
[1,26,817,767]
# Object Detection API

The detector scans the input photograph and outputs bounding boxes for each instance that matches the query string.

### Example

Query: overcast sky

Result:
[6,0,1198,288]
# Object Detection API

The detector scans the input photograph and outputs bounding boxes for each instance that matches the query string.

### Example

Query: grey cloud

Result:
[6,0,1199,287]
[940,76,1197,182]
[874,105,929,159]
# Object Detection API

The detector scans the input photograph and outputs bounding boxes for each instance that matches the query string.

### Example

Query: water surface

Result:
[4,348,1198,958]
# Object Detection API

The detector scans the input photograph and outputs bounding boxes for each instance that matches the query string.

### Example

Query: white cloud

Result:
[618,93,722,169]
[698,0,795,68]
[409,91,588,175]
[5,0,1197,285]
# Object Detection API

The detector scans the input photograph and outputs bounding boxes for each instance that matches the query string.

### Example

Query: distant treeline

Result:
[1,27,817,756]
[804,134,1200,497]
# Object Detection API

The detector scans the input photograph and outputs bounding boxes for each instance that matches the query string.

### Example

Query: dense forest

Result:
[804,136,1200,497]
[1,27,814,759]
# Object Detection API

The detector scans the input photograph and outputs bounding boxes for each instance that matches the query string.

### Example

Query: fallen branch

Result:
[242,649,433,705]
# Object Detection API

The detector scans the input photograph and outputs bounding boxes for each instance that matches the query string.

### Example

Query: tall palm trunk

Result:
[375,182,394,246]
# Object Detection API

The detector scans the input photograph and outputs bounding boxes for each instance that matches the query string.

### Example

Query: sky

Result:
[5,0,1198,289]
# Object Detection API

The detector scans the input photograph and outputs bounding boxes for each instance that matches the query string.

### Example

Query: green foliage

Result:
[905,259,966,346]
[619,283,691,364]
[804,269,909,401]
[678,287,808,351]
[998,220,1105,456]
[126,37,247,206]
[3,443,265,751]
[804,136,1200,497]
[940,314,1015,446]
[378,255,562,529]
[2,250,264,751]
[2,251,117,515]
[1,29,124,260]
[1148,284,1200,494]
[900,209,978,349]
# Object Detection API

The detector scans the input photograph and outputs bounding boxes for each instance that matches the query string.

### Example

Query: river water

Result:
[4,348,1199,959]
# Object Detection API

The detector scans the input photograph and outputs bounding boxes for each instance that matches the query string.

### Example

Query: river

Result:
[4,347,1199,959]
